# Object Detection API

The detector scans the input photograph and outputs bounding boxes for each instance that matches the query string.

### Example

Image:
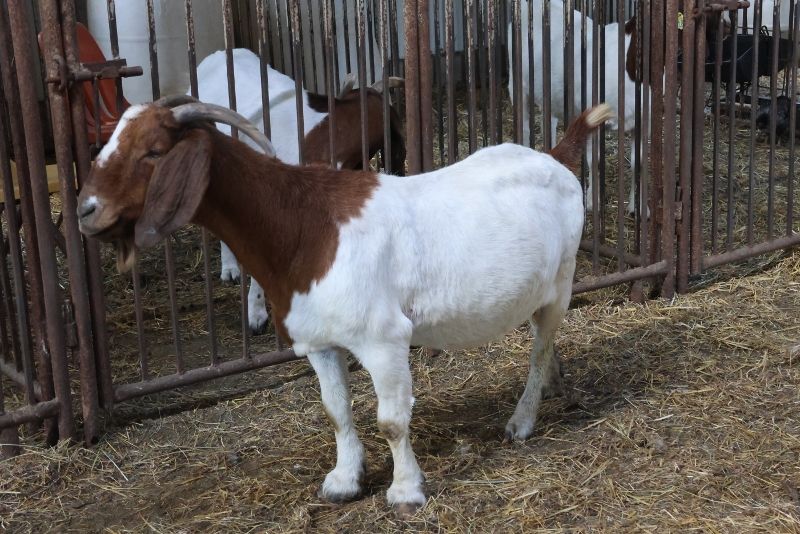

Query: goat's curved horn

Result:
[370,77,405,93]
[171,103,276,158]
[155,94,200,108]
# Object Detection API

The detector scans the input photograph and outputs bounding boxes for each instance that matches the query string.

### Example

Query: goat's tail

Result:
[549,103,614,173]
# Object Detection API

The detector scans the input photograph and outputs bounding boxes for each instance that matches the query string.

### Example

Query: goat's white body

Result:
[286,143,582,506]
[195,48,328,333]
[286,144,582,354]
[509,0,640,213]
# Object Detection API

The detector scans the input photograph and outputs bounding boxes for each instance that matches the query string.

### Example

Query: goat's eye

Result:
[145,150,162,159]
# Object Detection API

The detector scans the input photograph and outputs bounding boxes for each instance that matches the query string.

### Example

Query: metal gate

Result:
[1,0,798,455]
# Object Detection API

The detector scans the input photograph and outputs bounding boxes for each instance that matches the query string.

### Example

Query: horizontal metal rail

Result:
[573,261,669,295]
[0,399,60,428]
[113,350,301,403]
[702,234,800,270]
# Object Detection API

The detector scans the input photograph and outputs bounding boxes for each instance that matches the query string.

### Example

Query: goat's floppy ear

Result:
[135,129,211,249]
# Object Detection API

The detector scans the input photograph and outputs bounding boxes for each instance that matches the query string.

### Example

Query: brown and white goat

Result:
[77,98,612,512]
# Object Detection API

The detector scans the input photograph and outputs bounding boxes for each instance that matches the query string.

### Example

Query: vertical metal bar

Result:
[747,1,762,246]
[690,1,707,276]
[767,0,781,240]
[649,0,665,271]
[357,0,369,169]
[478,0,488,146]
[677,0,696,292]
[598,0,607,233]
[637,0,650,267]
[186,0,219,367]
[405,0,422,172]
[662,0,679,298]
[308,0,319,91]
[40,0,102,445]
[487,0,497,145]
[591,0,601,272]
[433,0,445,166]
[445,0,456,164]
[542,0,553,150]
[60,0,112,411]
[0,3,55,442]
[367,0,377,84]
[564,0,574,124]
[325,0,337,169]
[147,0,184,373]
[727,12,739,250]
[7,0,75,441]
[788,0,799,235]
[418,0,434,170]
[0,376,21,459]
[380,0,392,172]
[389,0,401,79]
[528,0,536,148]
[256,0,272,139]
[511,0,522,144]
[711,13,724,255]
[616,0,626,273]
[465,0,477,153]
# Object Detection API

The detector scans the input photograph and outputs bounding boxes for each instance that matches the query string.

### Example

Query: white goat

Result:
[508,0,640,214]
[77,95,613,511]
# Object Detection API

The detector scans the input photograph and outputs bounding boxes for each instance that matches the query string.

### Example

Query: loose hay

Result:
[2,249,799,533]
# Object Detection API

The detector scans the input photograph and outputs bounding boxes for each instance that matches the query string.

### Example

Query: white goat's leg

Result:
[584,136,595,212]
[626,138,638,216]
[220,241,241,283]
[247,278,269,335]
[505,260,573,441]
[354,340,425,511]
[308,349,365,503]
[550,116,559,148]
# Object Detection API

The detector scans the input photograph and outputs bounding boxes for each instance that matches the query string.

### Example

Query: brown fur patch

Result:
[192,130,379,343]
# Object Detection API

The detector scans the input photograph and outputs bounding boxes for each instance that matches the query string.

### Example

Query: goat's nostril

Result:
[77,203,96,220]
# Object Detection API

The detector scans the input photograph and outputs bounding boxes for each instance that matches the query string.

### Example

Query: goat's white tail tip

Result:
[586,103,614,127]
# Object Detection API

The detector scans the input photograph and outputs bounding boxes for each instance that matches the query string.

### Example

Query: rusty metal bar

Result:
[746,1,762,246]
[0,376,21,458]
[543,0,553,150]
[616,0,626,273]
[591,0,601,272]
[766,0,781,240]
[289,0,306,167]
[325,0,337,170]
[511,0,522,144]
[528,0,536,148]
[7,0,76,441]
[564,0,574,124]
[572,261,669,295]
[690,1,708,276]
[257,0,272,139]
[465,0,477,153]
[0,3,55,442]
[146,0,184,373]
[703,234,800,269]
[662,0,680,298]
[60,0,113,411]
[185,0,219,368]
[418,0,433,170]
[788,0,799,236]
[405,0,422,173]
[637,0,651,266]
[444,0,455,164]
[105,0,125,114]
[41,0,103,444]
[433,0,444,166]
[0,398,61,429]
[726,12,739,250]
[308,0,319,91]
[481,0,499,145]
[649,0,665,273]
[114,350,301,403]
[342,0,353,78]
[357,0,369,170]
[711,12,724,255]
[380,0,392,172]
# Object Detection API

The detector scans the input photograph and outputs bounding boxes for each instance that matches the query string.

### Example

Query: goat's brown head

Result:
[77,95,274,271]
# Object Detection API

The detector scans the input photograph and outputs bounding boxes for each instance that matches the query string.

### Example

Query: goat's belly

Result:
[408,286,550,350]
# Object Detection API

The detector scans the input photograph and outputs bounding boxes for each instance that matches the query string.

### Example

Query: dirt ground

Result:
[2,246,799,533]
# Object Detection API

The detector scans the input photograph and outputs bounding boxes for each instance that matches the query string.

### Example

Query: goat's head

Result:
[77,95,274,271]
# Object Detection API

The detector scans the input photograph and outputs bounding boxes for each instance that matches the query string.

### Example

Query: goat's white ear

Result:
[134,129,211,249]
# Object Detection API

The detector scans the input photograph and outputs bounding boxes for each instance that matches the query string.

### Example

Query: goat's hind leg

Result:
[505,260,573,441]
[247,278,269,335]
[220,241,241,283]
[308,349,366,502]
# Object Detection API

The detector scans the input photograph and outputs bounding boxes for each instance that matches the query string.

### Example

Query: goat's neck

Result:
[191,130,378,340]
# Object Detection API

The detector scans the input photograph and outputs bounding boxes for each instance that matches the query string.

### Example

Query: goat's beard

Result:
[115,239,137,273]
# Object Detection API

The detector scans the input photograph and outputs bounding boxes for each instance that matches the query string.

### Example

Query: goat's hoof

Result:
[504,419,535,442]
[387,481,426,516]
[249,321,268,336]
[318,469,363,503]
[220,267,241,284]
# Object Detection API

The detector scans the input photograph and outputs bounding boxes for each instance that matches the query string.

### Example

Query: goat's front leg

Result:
[353,338,425,512]
[220,241,241,283]
[308,349,365,502]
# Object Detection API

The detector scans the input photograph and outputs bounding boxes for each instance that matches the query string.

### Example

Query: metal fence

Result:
[0,0,798,455]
